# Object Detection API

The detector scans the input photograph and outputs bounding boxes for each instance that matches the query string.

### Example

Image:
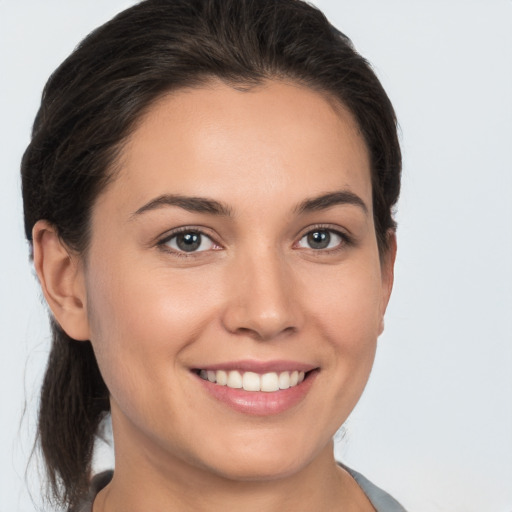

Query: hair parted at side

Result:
[21,0,401,508]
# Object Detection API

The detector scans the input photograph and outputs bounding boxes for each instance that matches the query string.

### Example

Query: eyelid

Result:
[156,226,223,255]
[294,224,354,250]
[154,223,353,256]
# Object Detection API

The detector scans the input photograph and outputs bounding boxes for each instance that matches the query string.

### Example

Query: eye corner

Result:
[156,227,223,257]
[295,225,354,252]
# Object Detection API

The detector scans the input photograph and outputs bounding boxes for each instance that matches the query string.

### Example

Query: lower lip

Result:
[195,371,318,416]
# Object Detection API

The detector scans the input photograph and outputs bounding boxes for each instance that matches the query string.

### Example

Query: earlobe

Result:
[32,220,90,341]
[379,230,397,335]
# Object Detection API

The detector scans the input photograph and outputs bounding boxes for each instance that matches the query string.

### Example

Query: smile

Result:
[198,369,306,392]
[193,361,318,415]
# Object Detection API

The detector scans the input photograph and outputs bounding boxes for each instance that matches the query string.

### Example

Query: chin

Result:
[191,432,325,483]
[206,455,308,482]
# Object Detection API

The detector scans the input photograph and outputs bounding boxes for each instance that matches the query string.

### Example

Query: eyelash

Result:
[156,225,353,258]
[157,227,221,258]
[295,224,354,254]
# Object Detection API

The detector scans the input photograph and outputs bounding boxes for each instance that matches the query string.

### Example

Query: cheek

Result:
[83,256,219,409]
[303,260,383,399]
[87,251,212,339]
[305,259,383,343]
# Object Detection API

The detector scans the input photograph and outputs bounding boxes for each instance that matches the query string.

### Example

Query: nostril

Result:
[233,324,297,341]
[220,273,303,340]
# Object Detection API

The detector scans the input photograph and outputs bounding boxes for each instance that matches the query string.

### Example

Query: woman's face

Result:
[81,80,394,481]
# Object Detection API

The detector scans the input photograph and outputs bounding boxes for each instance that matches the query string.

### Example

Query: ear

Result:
[378,230,397,335]
[32,220,90,341]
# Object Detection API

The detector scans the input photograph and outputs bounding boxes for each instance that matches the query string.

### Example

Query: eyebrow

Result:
[131,189,367,219]
[131,194,233,218]
[295,190,368,215]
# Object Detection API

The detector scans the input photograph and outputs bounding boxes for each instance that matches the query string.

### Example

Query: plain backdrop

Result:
[1,1,511,511]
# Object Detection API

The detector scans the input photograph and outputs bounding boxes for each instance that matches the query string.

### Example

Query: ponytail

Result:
[37,319,109,507]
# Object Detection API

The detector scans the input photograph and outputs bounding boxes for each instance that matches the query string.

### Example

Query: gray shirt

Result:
[343,465,407,511]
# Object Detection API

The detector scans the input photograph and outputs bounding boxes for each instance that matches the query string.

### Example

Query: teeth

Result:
[199,369,307,392]
[243,371,261,391]
[227,370,243,389]
[261,372,279,392]
[278,371,290,390]
[216,370,228,386]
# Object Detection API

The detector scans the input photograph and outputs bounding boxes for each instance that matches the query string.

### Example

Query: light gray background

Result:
[1,1,511,511]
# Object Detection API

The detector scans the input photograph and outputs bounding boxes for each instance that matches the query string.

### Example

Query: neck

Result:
[94,414,372,512]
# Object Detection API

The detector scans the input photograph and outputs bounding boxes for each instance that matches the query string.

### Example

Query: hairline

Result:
[80,75,389,261]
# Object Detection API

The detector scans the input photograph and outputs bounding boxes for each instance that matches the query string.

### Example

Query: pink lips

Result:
[193,360,318,416]
[197,360,316,373]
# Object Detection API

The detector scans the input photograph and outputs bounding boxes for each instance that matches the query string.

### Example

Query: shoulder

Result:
[340,464,407,512]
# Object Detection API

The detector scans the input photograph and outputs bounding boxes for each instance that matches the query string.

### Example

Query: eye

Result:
[297,229,344,250]
[163,230,216,253]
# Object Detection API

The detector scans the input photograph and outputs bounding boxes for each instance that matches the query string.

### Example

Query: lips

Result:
[193,361,318,415]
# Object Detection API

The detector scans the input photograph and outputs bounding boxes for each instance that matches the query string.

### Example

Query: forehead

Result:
[100,80,372,215]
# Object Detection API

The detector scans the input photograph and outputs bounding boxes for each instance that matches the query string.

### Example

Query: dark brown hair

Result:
[21,0,401,508]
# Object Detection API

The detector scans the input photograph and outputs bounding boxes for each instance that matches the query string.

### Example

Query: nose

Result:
[221,249,302,341]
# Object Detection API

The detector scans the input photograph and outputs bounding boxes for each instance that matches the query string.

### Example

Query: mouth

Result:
[195,369,308,392]
[192,362,318,415]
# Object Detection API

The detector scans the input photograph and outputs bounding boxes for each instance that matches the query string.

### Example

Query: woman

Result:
[22,0,403,510]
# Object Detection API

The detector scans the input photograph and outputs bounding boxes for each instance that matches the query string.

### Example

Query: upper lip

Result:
[192,360,318,373]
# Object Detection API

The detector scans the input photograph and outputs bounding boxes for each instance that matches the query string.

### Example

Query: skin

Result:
[33,80,395,511]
